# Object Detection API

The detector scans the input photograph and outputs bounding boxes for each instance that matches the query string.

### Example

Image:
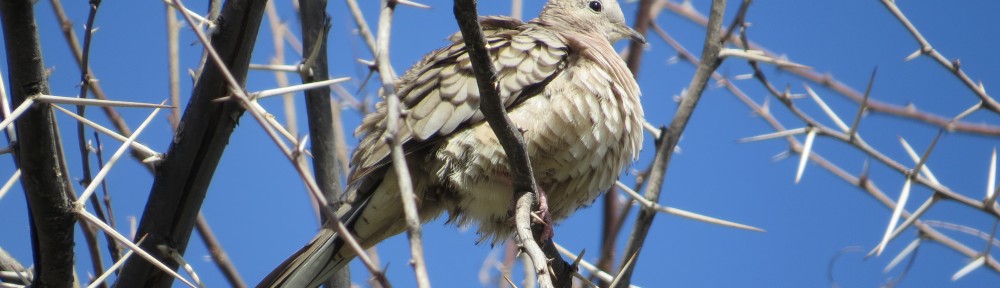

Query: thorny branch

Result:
[656,0,1000,276]
[0,1,76,286]
[880,0,1000,115]
[376,0,430,286]
[49,0,158,171]
[616,0,729,287]
[7,0,998,287]
[453,0,571,287]
[659,0,1000,136]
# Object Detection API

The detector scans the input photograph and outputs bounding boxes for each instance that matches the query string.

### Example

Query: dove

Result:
[259,0,644,286]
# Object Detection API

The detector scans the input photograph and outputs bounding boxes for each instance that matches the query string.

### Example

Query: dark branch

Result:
[452,0,571,286]
[297,0,351,286]
[114,0,267,286]
[0,1,76,286]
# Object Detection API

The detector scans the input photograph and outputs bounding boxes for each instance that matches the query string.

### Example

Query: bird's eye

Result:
[588,0,602,12]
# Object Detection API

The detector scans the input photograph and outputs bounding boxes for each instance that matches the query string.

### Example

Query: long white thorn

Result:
[161,0,212,27]
[642,120,661,139]
[36,95,171,108]
[877,178,912,256]
[52,105,160,160]
[0,169,20,201]
[903,49,922,62]
[884,238,920,273]
[738,127,807,143]
[87,237,141,288]
[615,182,763,232]
[899,136,940,185]
[159,245,204,288]
[250,77,350,100]
[952,256,985,281]
[0,98,34,132]
[75,103,163,206]
[248,63,299,72]
[75,210,196,288]
[868,196,936,258]
[718,48,811,69]
[804,85,849,132]
[796,128,817,184]
[553,243,639,287]
[658,206,765,232]
[987,148,997,204]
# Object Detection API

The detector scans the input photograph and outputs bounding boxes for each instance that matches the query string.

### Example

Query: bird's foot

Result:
[531,189,554,242]
[506,188,554,242]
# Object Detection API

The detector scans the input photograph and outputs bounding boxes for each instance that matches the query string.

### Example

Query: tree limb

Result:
[615,0,728,286]
[0,1,76,286]
[114,0,267,286]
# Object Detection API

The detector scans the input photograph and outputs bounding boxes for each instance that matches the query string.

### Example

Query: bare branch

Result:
[453,1,573,287]
[616,1,729,286]
[661,0,1000,135]
[114,0,272,285]
[195,214,247,288]
[376,0,430,286]
[49,0,155,170]
[652,7,1000,274]
[880,0,1000,114]
[0,1,75,285]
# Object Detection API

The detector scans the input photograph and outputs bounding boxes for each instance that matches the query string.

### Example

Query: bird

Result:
[259,0,644,286]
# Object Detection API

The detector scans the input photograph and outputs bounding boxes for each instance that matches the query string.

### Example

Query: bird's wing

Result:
[348,17,569,184]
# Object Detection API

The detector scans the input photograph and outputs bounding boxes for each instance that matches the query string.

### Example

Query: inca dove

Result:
[259,0,644,286]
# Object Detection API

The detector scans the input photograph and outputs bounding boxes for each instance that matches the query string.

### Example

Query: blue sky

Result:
[1,0,999,287]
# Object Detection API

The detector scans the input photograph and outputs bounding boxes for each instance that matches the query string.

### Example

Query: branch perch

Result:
[452,0,571,287]
[615,0,729,286]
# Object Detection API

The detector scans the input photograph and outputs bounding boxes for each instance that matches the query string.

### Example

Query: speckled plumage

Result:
[260,0,644,286]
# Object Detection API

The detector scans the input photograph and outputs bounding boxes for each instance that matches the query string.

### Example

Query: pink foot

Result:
[507,187,555,242]
[532,189,554,242]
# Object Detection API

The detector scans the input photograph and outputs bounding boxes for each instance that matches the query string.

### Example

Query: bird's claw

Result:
[532,190,554,242]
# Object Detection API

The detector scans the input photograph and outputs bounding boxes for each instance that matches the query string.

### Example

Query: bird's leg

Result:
[505,186,554,243]
[531,187,554,242]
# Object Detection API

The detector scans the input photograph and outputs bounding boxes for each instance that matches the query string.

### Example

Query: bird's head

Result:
[539,0,646,44]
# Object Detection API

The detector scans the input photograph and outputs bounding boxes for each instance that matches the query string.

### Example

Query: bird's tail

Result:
[257,192,375,288]
[256,226,353,288]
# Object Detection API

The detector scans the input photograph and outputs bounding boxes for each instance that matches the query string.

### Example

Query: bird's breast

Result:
[518,60,642,220]
[429,58,642,242]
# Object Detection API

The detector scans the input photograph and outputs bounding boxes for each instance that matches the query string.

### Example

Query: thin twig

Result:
[652,12,1000,274]
[615,0,728,286]
[49,0,155,170]
[375,0,431,286]
[195,214,247,288]
[622,0,655,76]
[75,210,197,288]
[453,0,561,287]
[297,1,351,286]
[264,1,298,137]
[75,103,164,204]
[344,0,377,57]
[51,105,161,160]
[73,2,102,239]
[91,133,124,261]
[660,0,1000,136]
[115,0,356,285]
[880,0,1000,114]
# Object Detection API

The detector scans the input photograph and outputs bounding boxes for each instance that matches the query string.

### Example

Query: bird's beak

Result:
[624,25,646,44]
